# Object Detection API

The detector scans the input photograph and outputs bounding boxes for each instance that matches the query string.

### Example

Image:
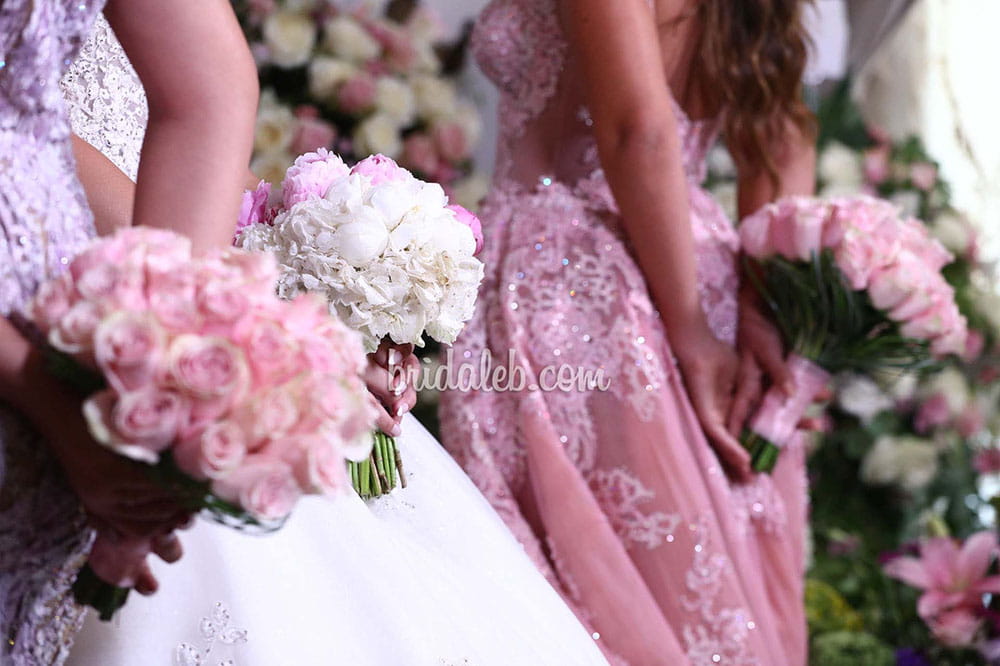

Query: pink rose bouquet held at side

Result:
[739,195,967,472]
[29,226,375,619]
[236,149,485,499]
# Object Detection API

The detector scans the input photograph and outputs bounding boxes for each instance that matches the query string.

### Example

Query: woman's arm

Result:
[561,0,749,478]
[736,119,816,218]
[71,135,135,236]
[104,0,259,254]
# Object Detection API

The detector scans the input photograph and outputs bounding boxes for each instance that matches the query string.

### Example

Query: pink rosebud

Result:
[447,204,484,256]
[863,145,891,185]
[400,134,440,177]
[167,334,250,408]
[83,388,189,463]
[910,162,938,192]
[93,312,166,394]
[432,122,470,164]
[213,458,301,522]
[350,153,409,186]
[173,421,248,481]
[337,73,378,115]
[236,181,272,236]
[281,148,351,206]
[290,115,337,155]
[915,393,951,433]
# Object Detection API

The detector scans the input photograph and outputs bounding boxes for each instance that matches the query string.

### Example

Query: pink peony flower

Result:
[447,204,484,256]
[337,73,378,115]
[167,334,250,407]
[290,115,337,156]
[236,181,273,236]
[910,162,939,192]
[884,532,1000,624]
[83,388,189,463]
[281,148,351,207]
[350,153,409,186]
[173,420,248,481]
[213,458,301,522]
[93,312,166,394]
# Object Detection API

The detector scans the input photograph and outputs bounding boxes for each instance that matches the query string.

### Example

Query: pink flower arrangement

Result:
[31,226,376,519]
[884,532,1000,647]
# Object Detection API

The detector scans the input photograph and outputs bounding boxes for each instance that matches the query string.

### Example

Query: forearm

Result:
[71,135,135,236]
[737,121,817,218]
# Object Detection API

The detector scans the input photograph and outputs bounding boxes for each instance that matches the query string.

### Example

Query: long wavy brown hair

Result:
[692,0,815,186]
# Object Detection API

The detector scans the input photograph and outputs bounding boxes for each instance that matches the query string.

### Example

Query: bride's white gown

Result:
[62,17,607,666]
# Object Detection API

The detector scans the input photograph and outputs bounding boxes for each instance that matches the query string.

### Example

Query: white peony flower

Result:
[836,373,894,424]
[324,16,381,63]
[353,113,403,159]
[861,435,939,492]
[818,141,863,190]
[254,92,297,154]
[411,75,457,122]
[262,11,317,69]
[374,77,417,126]
[308,57,357,101]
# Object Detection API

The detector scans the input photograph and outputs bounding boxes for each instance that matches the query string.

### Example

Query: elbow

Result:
[148,53,259,131]
[602,112,672,161]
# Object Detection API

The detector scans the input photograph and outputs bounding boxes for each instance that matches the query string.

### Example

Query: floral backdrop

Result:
[233,0,489,212]
[709,81,1000,665]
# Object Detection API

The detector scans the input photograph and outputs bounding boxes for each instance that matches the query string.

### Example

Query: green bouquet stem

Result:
[350,431,406,500]
[72,564,130,622]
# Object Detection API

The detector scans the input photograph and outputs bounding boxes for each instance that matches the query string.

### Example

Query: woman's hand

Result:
[364,340,419,436]
[87,520,186,595]
[671,321,752,482]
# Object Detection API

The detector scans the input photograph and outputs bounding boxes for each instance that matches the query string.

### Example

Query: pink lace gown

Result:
[439,3,809,665]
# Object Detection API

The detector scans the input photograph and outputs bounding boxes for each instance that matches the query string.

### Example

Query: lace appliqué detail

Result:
[588,468,680,550]
[60,14,148,181]
[174,602,249,666]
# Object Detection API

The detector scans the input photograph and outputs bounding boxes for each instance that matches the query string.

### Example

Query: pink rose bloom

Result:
[834,231,880,291]
[69,235,129,283]
[242,388,301,449]
[930,312,969,357]
[94,312,166,393]
[791,208,826,261]
[83,388,189,463]
[213,458,301,522]
[432,122,470,164]
[281,148,351,207]
[738,206,773,258]
[236,180,272,236]
[910,162,939,191]
[173,420,248,481]
[350,153,409,186]
[146,267,201,332]
[401,134,440,177]
[31,273,74,334]
[929,608,982,648]
[218,248,280,293]
[285,435,349,495]
[974,449,1000,475]
[447,204,484,256]
[914,393,951,433]
[884,532,1000,623]
[50,301,103,357]
[863,145,891,185]
[241,318,303,387]
[337,73,378,115]
[868,253,929,312]
[167,334,250,407]
[290,115,337,156]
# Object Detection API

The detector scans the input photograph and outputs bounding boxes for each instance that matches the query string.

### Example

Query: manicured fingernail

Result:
[391,424,402,437]
[395,403,409,417]
[388,349,400,366]
[392,382,406,396]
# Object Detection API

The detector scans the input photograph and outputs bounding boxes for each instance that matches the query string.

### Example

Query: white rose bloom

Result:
[254,93,297,154]
[375,77,417,126]
[262,11,317,69]
[836,373,894,424]
[818,141,863,189]
[308,57,357,101]
[890,190,921,218]
[861,435,939,492]
[920,367,970,414]
[324,16,381,63]
[931,210,972,255]
[411,75,457,122]
[353,113,403,159]
[451,173,490,212]
[250,150,294,185]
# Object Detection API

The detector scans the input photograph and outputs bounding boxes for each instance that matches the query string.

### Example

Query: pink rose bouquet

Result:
[30,226,375,618]
[237,150,485,499]
[739,195,967,472]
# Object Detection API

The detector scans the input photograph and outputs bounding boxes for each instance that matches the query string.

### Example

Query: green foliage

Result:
[810,631,895,666]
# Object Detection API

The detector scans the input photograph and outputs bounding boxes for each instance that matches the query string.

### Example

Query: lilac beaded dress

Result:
[0,1,104,664]
[439,3,809,665]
